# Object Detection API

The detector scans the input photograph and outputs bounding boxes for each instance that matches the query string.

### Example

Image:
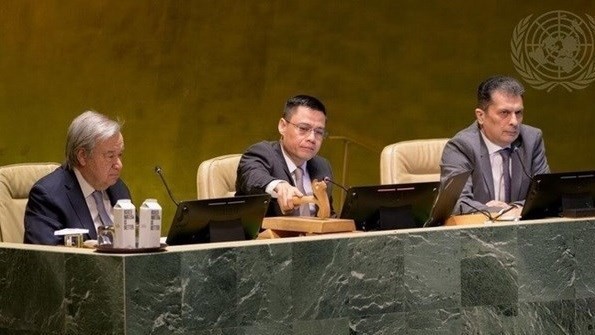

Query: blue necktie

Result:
[499,148,512,203]
[92,190,113,225]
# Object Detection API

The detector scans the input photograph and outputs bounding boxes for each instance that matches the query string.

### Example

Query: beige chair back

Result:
[0,162,60,242]
[380,138,449,184]
[196,154,242,199]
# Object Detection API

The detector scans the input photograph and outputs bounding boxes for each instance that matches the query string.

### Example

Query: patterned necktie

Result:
[499,148,512,203]
[293,167,310,216]
[92,190,113,225]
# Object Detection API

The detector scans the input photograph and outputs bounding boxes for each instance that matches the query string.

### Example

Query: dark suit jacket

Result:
[440,122,550,214]
[235,140,335,217]
[24,165,131,245]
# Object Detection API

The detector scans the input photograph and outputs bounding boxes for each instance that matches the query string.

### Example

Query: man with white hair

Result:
[24,110,131,245]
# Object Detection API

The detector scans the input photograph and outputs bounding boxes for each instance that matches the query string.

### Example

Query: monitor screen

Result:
[521,170,595,220]
[339,181,439,231]
[165,194,271,245]
[424,170,472,227]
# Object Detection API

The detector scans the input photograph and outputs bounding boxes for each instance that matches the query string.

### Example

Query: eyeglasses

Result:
[284,119,328,139]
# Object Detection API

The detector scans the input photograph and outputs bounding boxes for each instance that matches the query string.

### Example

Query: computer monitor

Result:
[521,170,595,220]
[424,170,472,227]
[165,194,271,245]
[339,181,440,231]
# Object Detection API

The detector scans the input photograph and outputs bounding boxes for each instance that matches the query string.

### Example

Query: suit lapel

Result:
[273,141,295,185]
[106,182,127,206]
[63,169,97,238]
[477,135,496,199]
[510,148,525,201]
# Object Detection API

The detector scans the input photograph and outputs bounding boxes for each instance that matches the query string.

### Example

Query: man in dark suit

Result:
[236,95,334,217]
[440,76,550,216]
[24,111,131,245]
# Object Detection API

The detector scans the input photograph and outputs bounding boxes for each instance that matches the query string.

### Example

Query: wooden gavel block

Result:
[291,179,331,219]
[257,179,355,239]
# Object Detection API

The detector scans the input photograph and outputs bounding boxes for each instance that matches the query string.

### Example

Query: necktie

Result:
[499,148,511,203]
[293,167,310,216]
[92,190,113,225]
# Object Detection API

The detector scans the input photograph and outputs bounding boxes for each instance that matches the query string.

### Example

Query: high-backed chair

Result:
[196,154,242,199]
[0,162,60,243]
[380,138,449,184]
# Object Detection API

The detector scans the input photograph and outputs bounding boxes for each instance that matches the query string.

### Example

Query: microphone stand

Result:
[327,135,379,207]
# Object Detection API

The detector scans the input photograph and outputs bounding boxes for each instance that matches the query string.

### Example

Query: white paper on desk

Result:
[497,215,520,221]
[54,228,89,236]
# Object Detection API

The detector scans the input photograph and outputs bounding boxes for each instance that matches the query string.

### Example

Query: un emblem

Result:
[511,10,595,92]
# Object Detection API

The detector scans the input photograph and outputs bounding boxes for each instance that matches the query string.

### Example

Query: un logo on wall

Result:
[511,10,595,92]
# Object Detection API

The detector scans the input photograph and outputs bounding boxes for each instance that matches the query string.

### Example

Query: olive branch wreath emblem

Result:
[511,13,595,92]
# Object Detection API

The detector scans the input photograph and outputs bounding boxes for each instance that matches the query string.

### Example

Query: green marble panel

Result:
[291,239,350,321]
[235,243,293,327]
[125,252,182,334]
[517,300,576,334]
[460,226,518,308]
[460,304,518,334]
[404,230,461,311]
[517,223,578,302]
[0,249,65,334]
[293,317,350,335]
[64,253,124,334]
[2,218,595,334]
[574,297,595,335]
[406,308,462,334]
[182,247,238,331]
[571,220,595,299]
[347,234,405,316]
[349,312,407,334]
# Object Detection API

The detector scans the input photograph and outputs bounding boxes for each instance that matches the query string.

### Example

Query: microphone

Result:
[511,137,532,180]
[154,166,180,206]
[323,176,349,193]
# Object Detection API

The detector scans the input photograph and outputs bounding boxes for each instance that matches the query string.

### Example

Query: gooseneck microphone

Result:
[154,166,180,206]
[510,136,532,181]
[512,145,533,181]
[323,176,349,193]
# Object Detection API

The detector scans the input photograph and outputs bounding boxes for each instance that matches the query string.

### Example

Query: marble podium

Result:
[1,217,595,334]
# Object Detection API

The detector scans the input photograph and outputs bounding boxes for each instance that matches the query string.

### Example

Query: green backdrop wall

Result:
[1,1,593,232]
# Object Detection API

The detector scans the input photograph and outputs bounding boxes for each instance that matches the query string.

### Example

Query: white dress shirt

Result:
[480,132,512,202]
[74,168,113,230]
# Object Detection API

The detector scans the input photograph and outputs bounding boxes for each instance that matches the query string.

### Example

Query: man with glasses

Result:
[24,111,131,245]
[236,95,335,217]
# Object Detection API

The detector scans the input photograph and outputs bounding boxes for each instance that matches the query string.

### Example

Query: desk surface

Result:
[1,216,586,254]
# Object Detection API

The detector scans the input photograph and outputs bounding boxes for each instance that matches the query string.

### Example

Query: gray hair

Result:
[65,111,122,168]
[477,76,525,110]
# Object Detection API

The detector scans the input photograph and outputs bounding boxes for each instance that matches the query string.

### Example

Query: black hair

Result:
[283,95,326,119]
[477,76,524,110]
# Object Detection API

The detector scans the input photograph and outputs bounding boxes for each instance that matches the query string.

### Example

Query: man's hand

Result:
[486,200,509,209]
[274,182,304,214]
[506,205,523,218]
[486,201,523,221]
